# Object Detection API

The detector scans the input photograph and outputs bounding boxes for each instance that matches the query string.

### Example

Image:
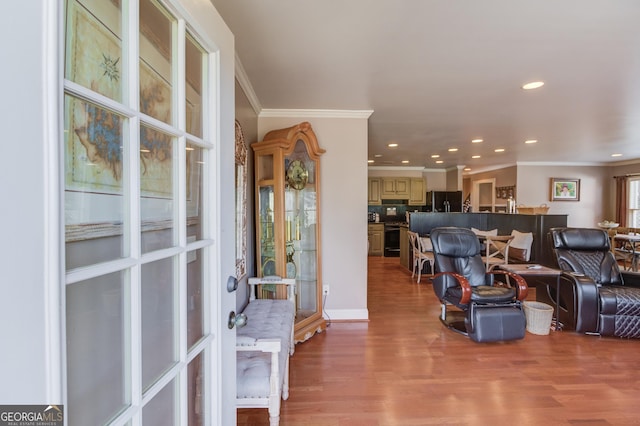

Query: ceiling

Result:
[210,0,640,173]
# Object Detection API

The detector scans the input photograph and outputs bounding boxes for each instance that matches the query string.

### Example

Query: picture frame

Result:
[235,120,248,280]
[550,178,580,201]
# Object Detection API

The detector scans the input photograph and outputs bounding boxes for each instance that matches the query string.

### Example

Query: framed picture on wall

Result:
[550,178,580,201]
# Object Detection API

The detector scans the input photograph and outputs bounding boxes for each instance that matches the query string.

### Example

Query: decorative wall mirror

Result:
[235,120,248,279]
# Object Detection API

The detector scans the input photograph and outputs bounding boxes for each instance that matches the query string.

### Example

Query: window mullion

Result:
[123,0,142,421]
[175,18,189,426]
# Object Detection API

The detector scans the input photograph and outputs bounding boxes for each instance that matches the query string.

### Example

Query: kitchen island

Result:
[407,212,567,267]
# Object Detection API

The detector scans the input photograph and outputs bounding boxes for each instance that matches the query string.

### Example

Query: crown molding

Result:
[260,108,374,119]
[607,158,640,167]
[516,161,604,167]
[234,53,262,115]
[368,166,426,172]
[463,163,516,175]
[446,165,467,172]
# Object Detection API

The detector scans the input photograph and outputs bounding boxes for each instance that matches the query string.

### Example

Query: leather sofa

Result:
[545,227,640,338]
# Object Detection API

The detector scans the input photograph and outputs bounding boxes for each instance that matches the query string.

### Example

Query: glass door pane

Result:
[139,0,174,125]
[65,0,123,102]
[185,34,204,138]
[286,142,318,319]
[141,257,177,390]
[64,94,125,269]
[187,248,204,349]
[188,354,204,425]
[140,124,175,253]
[66,271,128,425]
[187,142,204,241]
[142,379,176,425]
[258,185,276,278]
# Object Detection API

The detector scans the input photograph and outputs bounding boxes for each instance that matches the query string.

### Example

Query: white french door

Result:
[62,0,236,424]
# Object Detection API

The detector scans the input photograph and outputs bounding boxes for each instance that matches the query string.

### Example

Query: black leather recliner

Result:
[429,227,528,342]
[549,227,640,338]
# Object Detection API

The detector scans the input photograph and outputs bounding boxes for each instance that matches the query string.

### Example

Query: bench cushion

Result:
[237,350,287,398]
[236,299,295,399]
[238,299,295,352]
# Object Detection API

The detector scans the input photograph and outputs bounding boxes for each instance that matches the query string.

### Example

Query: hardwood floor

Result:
[238,257,640,425]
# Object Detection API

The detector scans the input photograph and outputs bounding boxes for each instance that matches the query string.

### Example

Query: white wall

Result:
[258,112,370,320]
[0,1,59,403]
[516,163,609,227]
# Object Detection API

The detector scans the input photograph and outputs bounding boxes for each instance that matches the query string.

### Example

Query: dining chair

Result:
[613,232,640,272]
[481,235,514,272]
[408,231,434,283]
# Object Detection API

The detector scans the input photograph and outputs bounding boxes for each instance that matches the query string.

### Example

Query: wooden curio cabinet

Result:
[252,122,326,343]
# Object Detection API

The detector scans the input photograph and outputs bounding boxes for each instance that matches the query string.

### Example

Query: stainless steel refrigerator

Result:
[426,191,463,212]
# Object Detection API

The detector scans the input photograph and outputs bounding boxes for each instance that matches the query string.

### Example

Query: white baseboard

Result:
[323,309,369,321]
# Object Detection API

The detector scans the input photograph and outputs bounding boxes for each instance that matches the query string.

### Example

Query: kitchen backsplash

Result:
[368,202,427,222]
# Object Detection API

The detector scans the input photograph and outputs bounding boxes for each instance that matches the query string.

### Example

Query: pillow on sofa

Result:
[510,230,533,262]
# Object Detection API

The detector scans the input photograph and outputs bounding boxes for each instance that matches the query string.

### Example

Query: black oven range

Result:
[384,222,404,257]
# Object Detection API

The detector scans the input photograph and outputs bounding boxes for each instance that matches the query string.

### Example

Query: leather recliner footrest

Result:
[466,303,526,342]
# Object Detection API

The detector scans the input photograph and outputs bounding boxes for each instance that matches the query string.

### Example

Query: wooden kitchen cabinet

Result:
[381,178,410,198]
[408,178,426,205]
[368,223,384,256]
[368,178,382,205]
[369,176,426,205]
[399,225,409,268]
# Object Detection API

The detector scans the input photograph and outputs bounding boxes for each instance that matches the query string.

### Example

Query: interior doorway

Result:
[471,178,496,212]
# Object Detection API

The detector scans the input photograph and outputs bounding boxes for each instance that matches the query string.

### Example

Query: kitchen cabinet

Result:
[399,225,409,268]
[252,122,325,343]
[369,177,425,204]
[368,178,382,205]
[408,178,426,205]
[368,223,384,256]
[381,178,410,198]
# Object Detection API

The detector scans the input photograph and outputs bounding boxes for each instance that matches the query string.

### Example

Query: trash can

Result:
[523,301,554,335]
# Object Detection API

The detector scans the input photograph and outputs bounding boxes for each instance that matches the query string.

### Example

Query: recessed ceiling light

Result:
[401,160,409,164]
[186,147,195,151]
[611,153,623,157]
[471,139,483,143]
[448,148,458,152]
[495,148,505,153]
[522,81,544,90]
[525,140,538,144]
[464,167,471,171]
[368,159,375,163]
[431,154,440,158]
[435,160,443,164]
[374,154,383,158]
[472,155,481,159]
[388,143,398,148]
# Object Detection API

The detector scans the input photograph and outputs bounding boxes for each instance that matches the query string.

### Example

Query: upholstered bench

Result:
[236,277,296,426]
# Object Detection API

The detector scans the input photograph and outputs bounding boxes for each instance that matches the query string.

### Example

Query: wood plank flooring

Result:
[238,257,640,425]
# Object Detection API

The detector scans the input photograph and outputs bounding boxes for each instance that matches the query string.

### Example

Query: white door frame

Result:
[471,178,496,213]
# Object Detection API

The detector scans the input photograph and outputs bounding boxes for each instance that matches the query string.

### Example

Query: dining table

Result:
[613,233,640,272]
